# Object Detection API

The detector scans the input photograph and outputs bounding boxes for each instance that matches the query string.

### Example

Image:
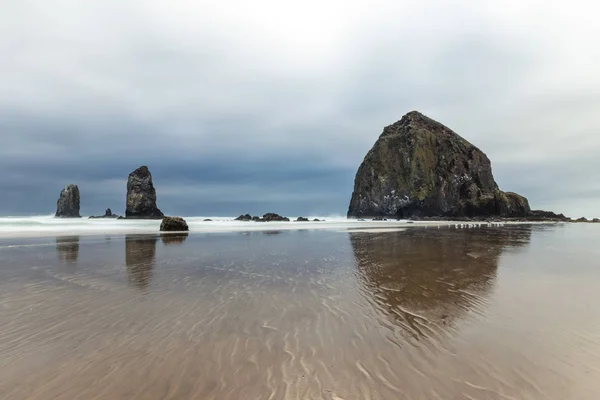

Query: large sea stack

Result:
[125,166,164,219]
[348,111,531,219]
[55,184,81,218]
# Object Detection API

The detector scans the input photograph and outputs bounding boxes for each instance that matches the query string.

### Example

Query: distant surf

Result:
[0,215,426,238]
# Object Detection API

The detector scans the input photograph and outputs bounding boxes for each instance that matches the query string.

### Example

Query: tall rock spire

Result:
[55,184,81,218]
[125,166,164,219]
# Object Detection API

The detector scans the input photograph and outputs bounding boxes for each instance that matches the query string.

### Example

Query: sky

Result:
[1,0,599,217]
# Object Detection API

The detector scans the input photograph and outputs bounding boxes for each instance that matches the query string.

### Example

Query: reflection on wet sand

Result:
[351,227,531,335]
[2,226,600,400]
[125,235,157,288]
[56,236,80,264]
[160,233,189,245]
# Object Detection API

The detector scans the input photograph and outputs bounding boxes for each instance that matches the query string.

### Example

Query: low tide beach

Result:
[1,220,599,399]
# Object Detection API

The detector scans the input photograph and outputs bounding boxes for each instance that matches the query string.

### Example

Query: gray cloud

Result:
[1,0,599,217]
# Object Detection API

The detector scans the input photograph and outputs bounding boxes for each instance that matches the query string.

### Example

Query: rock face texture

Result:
[348,111,532,219]
[160,216,189,231]
[126,166,164,219]
[55,184,81,218]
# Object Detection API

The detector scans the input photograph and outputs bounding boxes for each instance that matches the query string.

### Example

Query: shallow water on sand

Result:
[0,225,599,399]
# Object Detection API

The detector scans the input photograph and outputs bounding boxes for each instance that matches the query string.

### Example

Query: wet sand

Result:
[1,225,599,399]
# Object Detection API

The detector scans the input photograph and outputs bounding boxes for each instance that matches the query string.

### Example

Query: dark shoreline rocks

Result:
[160,216,189,231]
[347,111,563,221]
[89,208,120,219]
[55,184,81,218]
[235,213,290,222]
[296,217,309,222]
[126,166,164,219]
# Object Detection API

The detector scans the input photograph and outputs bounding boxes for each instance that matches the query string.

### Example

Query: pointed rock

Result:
[55,184,81,218]
[348,111,531,219]
[125,166,164,219]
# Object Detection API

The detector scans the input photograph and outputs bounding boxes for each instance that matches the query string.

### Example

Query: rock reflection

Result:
[351,226,532,335]
[160,233,189,245]
[56,236,80,264]
[262,230,283,236]
[125,235,157,289]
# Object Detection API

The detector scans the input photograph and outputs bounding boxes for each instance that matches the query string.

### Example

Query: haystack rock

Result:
[55,184,81,218]
[348,111,531,219]
[125,166,164,219]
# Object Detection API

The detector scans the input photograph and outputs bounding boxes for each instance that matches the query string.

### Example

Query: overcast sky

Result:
[1,0,599,217]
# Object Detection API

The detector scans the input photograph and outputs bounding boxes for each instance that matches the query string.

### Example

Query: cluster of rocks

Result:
[234,213,323,222]
[89,208,120,219]
[235,213,290,222]
[55,166,181,229]
[574,217,600,223]
[53,114,590,227]
[55,165,165,220]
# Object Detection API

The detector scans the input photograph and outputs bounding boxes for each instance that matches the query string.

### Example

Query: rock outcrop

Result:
[235,214,253,221]
[528,210,570,221]
[258,213,290,222]
[89,208,120,219]
[348,111,532,219]
[160,216,189,231]
[126,166,164,219]
[296,217,309,222]
[55,184,81,218]
[235,213,290,222]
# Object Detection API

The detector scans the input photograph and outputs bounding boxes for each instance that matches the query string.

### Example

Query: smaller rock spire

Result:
[55,184,81,218]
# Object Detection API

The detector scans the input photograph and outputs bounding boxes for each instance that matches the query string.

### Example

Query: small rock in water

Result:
[89,208,120,219]
[160,216,189,231]
[235,214,252,221]
[296,217,309,222]
[203,219,212,222]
